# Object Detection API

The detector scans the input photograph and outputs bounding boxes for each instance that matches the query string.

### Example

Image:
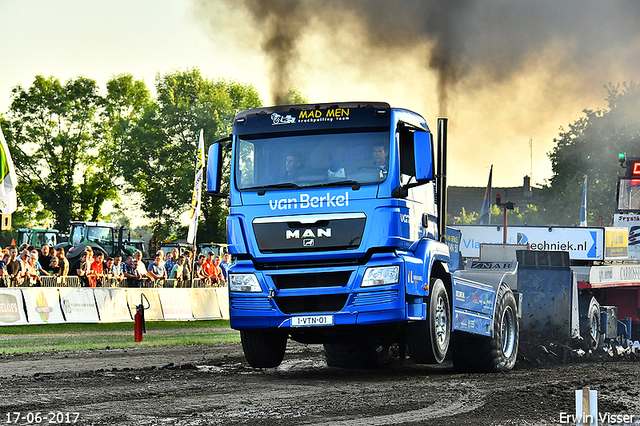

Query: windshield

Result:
[235,131,390,190]
[35,232,57,247]
[70,225,86,245]
[87,226,113,243]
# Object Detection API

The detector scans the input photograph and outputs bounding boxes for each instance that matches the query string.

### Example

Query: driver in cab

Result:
[282,152,303,180]
[373,144,389,178]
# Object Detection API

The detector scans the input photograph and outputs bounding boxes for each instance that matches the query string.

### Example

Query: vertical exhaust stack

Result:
[437,118,448,243]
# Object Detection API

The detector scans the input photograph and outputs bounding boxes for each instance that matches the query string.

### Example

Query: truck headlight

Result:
[229,274,262,292]
[361,266,400,287]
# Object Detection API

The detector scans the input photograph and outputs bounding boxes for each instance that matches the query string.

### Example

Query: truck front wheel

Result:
[407,278,450,364]
[240,329,287,368]
[452,284,519,372]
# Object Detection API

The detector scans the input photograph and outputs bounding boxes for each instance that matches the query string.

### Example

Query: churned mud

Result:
[0,337,638,425]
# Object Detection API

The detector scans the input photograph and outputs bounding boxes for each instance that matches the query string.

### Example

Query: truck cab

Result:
[207,102,517,370]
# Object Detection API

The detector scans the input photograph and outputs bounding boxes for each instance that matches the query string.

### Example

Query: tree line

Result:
[2,71,639,245]
[0,68,306,247]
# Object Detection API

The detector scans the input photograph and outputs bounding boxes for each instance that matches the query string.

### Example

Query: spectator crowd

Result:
[0,243,232,289]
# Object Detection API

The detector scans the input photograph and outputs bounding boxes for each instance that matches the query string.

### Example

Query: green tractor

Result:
[197,242,228,257]
[55,221,139,262]
[15,228,60,250]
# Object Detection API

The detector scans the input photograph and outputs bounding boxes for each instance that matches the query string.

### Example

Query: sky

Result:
[2,0,640,191]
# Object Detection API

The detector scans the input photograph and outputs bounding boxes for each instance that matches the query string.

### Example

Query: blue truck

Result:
[206,102,518,371]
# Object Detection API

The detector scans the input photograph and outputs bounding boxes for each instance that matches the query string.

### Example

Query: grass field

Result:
[0,320,240,354]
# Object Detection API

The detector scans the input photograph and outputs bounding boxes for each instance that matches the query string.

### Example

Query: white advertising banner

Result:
[215,287,230,320]
[457,225,603,260]
[0,289,28,325]
[22,288,65,324]
[189,288,223,320]
[159,289,193,321]
[127,289,164,321]
[59,288,99,323]
[94,288,132,322]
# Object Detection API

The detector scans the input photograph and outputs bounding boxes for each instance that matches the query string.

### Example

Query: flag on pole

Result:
[579,175,587,227]
[187,129,205,245]
[0,124,18,214]
[480,165,493,225]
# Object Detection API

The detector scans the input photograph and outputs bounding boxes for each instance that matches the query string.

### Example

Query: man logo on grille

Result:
[286,228,332,239]
[303,239,315,247]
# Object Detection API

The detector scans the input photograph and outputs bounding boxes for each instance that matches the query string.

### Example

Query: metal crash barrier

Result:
[39,276,82,287]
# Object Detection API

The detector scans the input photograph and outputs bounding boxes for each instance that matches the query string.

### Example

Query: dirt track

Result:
[0,338,639,426]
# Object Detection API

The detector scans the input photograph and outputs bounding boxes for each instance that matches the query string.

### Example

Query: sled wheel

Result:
[452,284,519,372]
[580,296,602,350]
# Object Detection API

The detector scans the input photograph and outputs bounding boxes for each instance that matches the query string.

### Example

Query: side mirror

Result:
[414,131,434,181]
[206,142,221,194]
[207,138,229,197]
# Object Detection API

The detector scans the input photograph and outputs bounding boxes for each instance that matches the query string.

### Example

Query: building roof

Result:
[447,176,542,219]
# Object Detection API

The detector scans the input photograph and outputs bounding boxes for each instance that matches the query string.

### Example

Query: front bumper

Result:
[229,253,410,329]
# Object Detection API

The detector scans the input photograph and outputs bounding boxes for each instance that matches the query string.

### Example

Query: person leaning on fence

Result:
[104,257,121,286]
[39,244,53,272]
[195,254,211,286]
[91,252,106,287]
[202,252,218,285]
[25,251,45,286]
[73,251,93,287]
[6,247,23,287]
[0,252,9,287]
[155,250,165,268]
[133,250,151,287]
[0,252,8,274]
[214,256,226,286]
[56,247,70,277]
[169,255,185,287]
[163,251,175,277]
[31,250,50,279]
[220,253,231,282]
[48,256,61,276]
[121,256,137,288]
[111,255,125,283]
[181,250,193,288]
[84,247,98,287]
[147,254,167,287]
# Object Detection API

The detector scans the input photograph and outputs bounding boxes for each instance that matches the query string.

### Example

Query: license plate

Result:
[291,315,334,327]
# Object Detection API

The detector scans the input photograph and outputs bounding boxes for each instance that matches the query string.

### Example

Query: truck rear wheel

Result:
[452,284,519,372]
[240,329,287,368]
[323,341,396,369]
[407,278,450,364]
[579,296,602,350]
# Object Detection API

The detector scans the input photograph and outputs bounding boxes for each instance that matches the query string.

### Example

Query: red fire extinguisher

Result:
[134,293,149,342]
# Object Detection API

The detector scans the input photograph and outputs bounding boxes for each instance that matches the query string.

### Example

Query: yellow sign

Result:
[605,227,628,258]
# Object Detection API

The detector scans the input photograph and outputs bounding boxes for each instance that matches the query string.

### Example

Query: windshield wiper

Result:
[242,183,301,195]
[306,180,361,190]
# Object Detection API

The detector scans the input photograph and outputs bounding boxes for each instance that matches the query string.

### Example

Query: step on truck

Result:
[206,102,519,371]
